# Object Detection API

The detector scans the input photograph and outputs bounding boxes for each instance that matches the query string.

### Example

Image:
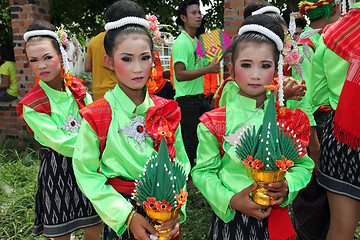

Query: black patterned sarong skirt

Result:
[207,211,270,240]
[317,111,360,200]
[33,146,102,238]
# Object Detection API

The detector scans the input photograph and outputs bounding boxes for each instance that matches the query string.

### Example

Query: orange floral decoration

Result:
[146,51,167,94]
[253,159,264,170]
[176,189,188,207]
[153,125,173,138]
[155,199,172,212]
[61,67,82,87]
[243,155,254,168]
[144,197,157,211]
[264,83,281,91]
[276,156,294,171]
[243,155,264,170]
[276,160,286,171]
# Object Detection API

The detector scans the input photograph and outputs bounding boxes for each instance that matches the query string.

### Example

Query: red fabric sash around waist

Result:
[106,177,136,195]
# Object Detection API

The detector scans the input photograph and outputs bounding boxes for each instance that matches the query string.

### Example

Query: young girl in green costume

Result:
[72,1,190,240]
[192,14,314,240]
[17,20,102,239]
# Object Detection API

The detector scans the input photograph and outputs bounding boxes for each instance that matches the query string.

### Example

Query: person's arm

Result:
[73,118,135,236]
[191,123,236,223]
[22,105,79,157]
[85,57,92,72]
[0,74,10,89]
[310,38,330,108]
[308,126,320,174]
[174,58,220,82]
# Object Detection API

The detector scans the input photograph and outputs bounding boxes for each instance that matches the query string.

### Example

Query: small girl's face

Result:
[104,33,153,95]
[26,38,62,84]
[228,41,276,102]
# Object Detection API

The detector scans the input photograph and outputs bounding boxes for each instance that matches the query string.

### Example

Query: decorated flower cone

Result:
[132,137,188,240]
[236,92,301,206]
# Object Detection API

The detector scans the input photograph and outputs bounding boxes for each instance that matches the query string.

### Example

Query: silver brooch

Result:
[61,114,81,133]
[118,115,150,152]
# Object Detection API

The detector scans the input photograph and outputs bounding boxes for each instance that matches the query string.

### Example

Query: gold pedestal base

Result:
[144,207,181,240]
[248,168,286,206]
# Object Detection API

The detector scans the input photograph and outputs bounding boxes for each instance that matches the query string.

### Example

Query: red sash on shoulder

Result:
[17,79,87,134]
[323,8,360,61]
[323,8,360,151]
[79,98,112,156]
[199,107,227,157]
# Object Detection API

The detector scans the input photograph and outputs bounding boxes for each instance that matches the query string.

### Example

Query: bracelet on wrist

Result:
[126,210,136,237]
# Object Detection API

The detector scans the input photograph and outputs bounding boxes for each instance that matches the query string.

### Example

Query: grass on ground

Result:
[0,146,359,239]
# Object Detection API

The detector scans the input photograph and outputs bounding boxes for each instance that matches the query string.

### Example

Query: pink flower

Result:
[292,50,299,60]
[61,31,67,38]
[62,38,68,45]
[148,15,157,22]
[285,42,292,48]
[284,55,293,64]
[150,23,158,31]
[155,30,161,38]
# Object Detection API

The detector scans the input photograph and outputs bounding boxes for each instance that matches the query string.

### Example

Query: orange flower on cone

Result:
[176,189,188,207]
[153,125,172,138]
[243,155,254,167]
[276,156,294,170]
[265,79,281,91]
[276,160,286,171]
[283,156,294,168]
[264,83,281,91]
[252,159,264,170]
[155,199,172,212]
[143,197,157,211]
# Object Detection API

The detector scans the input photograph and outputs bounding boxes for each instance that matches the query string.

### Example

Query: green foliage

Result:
[0,149,38,239]
[1,146,360,239]
[49,0,224,41]
[77,71,93,82]
[49,0,110,41]
[0,0,12,45]
[181,189,212,239]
